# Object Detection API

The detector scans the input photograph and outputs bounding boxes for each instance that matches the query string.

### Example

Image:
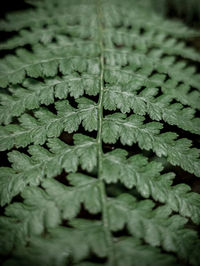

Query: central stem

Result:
[96,0,115,265]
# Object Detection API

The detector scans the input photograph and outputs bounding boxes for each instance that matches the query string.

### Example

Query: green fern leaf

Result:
[0,0,200,265]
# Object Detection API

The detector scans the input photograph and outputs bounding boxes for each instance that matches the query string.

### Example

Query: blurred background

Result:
[0,0,200,27]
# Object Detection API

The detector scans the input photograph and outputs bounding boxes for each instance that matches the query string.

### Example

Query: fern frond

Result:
[0,134,96,205]
[0,99,97,150]
[0,40,99,87]
[0,74,99,124]
[0,0,199,265]
[108,194,200,264]
[102,149,200,223]
[161,82,200,110]
[104,85,200,134]
[103,114,200,176]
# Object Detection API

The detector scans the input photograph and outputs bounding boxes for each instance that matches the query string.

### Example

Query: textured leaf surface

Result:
[0,0,200,265]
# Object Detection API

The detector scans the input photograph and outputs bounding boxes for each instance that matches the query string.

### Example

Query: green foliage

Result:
[0,0,200,265]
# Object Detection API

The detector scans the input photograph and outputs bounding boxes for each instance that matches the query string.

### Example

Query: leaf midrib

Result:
[96,0,115,265]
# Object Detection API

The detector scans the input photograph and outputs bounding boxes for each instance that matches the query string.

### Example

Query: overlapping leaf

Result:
[0,0,200,265]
